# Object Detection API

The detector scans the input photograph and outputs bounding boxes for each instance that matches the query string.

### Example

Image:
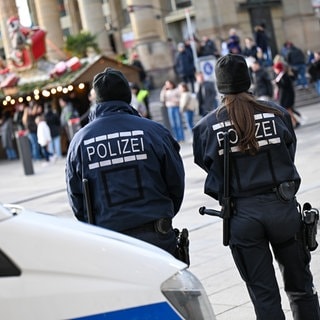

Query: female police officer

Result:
[193,54,320,319]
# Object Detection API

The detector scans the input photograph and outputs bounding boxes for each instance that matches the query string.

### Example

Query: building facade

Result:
[0,0,319,86]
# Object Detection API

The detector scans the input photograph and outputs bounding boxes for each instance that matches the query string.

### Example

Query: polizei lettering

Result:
[83,130,147,170]
[212,113,281,155]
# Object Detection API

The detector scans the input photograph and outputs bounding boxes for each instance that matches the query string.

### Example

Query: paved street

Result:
[1,101,319,319]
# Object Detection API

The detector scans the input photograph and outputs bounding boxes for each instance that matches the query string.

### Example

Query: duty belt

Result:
[123,218,172,235]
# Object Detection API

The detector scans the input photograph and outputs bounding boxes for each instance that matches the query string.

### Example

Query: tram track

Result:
[12,188,67,205]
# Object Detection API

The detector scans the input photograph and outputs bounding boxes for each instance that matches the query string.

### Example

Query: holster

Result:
[275,181,296,201]
[174,228,190,266]
[301,202,319,251]
[154,218,172,234]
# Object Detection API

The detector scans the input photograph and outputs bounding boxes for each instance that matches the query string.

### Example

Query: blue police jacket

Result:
[66,101,185,231]
[193,101,301,201]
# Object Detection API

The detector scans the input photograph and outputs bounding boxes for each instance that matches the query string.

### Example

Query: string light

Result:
[1,82,86,107]
[42,90,51,97]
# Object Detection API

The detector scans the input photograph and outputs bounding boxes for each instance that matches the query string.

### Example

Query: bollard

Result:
[16,131,34,175]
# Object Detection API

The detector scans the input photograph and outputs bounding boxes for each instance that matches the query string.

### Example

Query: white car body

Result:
[0,204,215,320]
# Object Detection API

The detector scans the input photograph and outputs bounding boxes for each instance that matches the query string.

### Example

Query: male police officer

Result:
[65,68,185,256]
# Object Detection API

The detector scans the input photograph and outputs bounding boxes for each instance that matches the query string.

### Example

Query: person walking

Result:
[195,71,218,116]
[308,51,320,96]
[22,102,41,160]
[227,28,242,54]
[250,60,274,101]
[174,42,196,92]
[80,88,97,124]
[13,103,25,131]
[192,54,320,320]
[35,114,53,163]
[178,82,198,141]
[129,82,151,119]
[254,24,271,66]
[130,84,147,118]
[65,68,185,257]
[130,52,149,89]
[0,111,18,160]
[273,61,299,128]
[59,96,80,143]
[285,42,308,89]
[44,102,62,159]
[242,37,258,61]
[160,79,185,143]
[199,35,219,57]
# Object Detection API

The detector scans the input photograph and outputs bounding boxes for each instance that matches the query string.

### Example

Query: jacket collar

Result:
[90,100,140,121]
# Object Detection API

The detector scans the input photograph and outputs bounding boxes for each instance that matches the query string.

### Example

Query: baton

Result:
[82,178,95,225]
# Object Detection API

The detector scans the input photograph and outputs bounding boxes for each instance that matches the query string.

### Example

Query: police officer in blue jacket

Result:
[66,68,185,256]
[193,54,320,319]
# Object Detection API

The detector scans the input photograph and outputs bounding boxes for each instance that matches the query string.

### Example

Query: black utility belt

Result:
[236,181,296,200]
[123,218,173,235]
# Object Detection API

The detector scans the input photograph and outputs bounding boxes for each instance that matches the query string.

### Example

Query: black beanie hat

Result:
[93,67,132,103]
[215,54,251,94]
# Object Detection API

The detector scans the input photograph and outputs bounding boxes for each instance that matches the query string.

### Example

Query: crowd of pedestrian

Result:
[2,25,318,162]
[159,70,219,143]
[0,92,83,163]
[160,24,320,133]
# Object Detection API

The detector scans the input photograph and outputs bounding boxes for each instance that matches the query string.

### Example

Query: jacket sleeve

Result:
[162,133,185,214]
[65,141,86,222]
[192,117,211,172]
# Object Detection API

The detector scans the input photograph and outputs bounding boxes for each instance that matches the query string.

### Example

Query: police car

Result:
[0,203,215,320]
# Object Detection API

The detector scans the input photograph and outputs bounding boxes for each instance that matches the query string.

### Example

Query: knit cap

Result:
[93,68,132,103]
[215,54,251,94]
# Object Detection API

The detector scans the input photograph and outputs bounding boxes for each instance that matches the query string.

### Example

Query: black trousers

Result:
[229,193,320,320]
